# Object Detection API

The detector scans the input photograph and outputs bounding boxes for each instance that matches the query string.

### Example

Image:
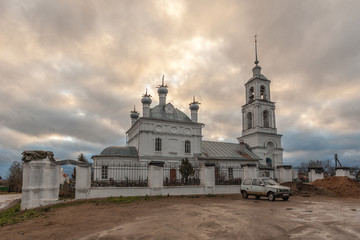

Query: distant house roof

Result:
[199,141,260,161]
[149,103,192,123]
[98,146,139,157]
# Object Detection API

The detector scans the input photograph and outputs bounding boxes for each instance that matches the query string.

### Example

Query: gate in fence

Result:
[163,162,200,186]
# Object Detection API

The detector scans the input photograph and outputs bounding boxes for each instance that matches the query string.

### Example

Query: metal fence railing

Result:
[91,162,148,187]
[163,162,200,186]
[215,164,243,185]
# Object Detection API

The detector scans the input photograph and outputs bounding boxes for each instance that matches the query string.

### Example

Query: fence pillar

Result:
[276,165,293,183]
[21,151,60,210]
[75,165,91,199]
[308,167,324,182]
[336,167,350,177]
[148,161,164,195]
[200,163,215,194]
[242,164,257,179]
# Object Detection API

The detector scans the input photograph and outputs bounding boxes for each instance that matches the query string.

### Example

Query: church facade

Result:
[92,42,289,181]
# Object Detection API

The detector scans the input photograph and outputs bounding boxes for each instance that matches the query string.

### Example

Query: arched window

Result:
[247,112,252,129]
[266,158,272,168]
[263,110,269,128]
[155,138,162,151]
[185,140,191,153]
[260,85,266,100]
[249,86,254,102]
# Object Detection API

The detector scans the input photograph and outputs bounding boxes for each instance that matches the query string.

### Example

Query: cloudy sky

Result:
[1,0,360,177]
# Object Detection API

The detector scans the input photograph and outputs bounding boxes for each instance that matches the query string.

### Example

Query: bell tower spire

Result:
[254,34,259,65]
[252,35,262,77]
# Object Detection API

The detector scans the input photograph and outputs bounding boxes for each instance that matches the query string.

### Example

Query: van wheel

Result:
[255,196,260,200]
[242,191,248,199]
[268,192,275,201]
[282,196,289,201]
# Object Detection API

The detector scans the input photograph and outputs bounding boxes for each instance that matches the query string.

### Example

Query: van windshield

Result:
[263,179,278,185]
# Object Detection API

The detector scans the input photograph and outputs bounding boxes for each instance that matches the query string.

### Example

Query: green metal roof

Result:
[200,141,260,160]
[100,146,138,157]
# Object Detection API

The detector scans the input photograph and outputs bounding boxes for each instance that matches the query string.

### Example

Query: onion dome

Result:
[157,75,168,94]
[130,105,139,119]
[141,89,152,104]
[189,96,200,110]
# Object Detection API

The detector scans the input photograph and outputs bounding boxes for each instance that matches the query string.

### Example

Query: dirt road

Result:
[1,195,359,240]
[0,194,21,210]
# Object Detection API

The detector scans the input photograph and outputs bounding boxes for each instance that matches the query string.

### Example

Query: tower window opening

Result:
[249,87,254,102]
[247,112,253,129]
[185,140,191,153]
[263,110,269,128]
[155,138,162,151]
[260,85,266,100]
[266,158,272,168]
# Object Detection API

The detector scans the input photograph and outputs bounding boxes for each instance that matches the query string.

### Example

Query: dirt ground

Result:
[1,195,359,240]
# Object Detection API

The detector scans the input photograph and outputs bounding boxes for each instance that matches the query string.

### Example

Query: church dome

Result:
[141,95,152,104]
[130,111,139,119]
[189,102,199,111]
[150,103,192,123]
[252,64,262,77]
[157,86,168,94]
[100,146,138,157]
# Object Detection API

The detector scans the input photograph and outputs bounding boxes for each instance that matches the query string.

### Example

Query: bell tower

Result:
[237,36,283,168]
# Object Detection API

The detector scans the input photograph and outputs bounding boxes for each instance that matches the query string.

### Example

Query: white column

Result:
[148,161,164,195]
[308,169,324,182]
[75,166,91,199]
[21,152,60,210]
[336,168,350,177]
[200,163,215,194]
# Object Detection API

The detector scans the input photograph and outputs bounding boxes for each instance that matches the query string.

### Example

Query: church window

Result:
[249,87,254,102]
[155,138,162,151]
[185,140,191,153]
[101,165,108,179]
[260,85,266,100]
[247,112,252,129]
[263,110,269,128]
[266,158,272,168]
[228,168,233,179]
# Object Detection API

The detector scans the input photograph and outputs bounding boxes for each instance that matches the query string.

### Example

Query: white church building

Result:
[92,41,292,182]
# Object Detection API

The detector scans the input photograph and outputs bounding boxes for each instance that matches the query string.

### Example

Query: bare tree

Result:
[7,161,23,192]
[295,159,335,177]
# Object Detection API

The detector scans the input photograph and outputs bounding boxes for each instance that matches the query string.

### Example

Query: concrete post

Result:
[308,168,324,182]
[277,165,293,183]
[200,163,215,194]
[21,151,60,210]
[148,161,164,195]
[75,166,91,199]
[336,167,350,177]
